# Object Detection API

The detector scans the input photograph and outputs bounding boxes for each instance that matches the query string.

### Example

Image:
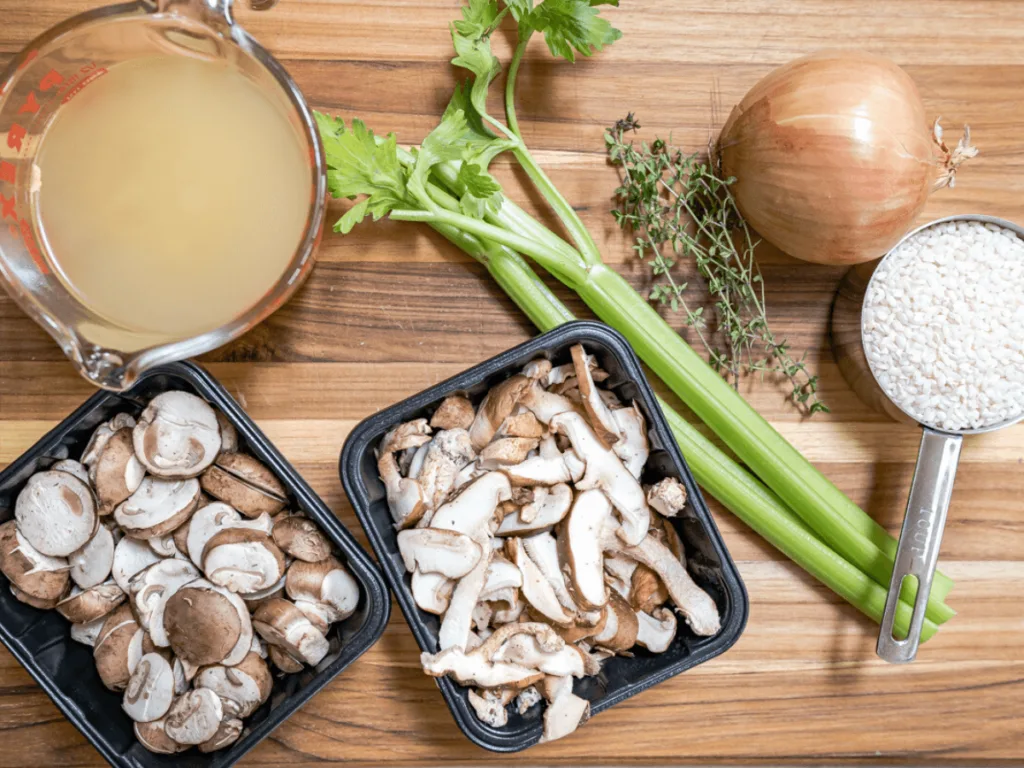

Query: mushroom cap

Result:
[0,520,70,603]
[10,584,63,609]
[69,524,115,589]
[15,471,96,556]
[56,582,125,624]
[128,558,201,646]
[271,516,332,563]
[122,652,175,723]
[196,651,272,718]
[186,502,242,564]
[52,459,90,485]
[571,344,621,448]
[202,528,286,594]
[294,599,332,635]
[171,519,192,559]
[252,598,330,666]
[91,428,146,514]
[558,489,612,611]
[397,528,482,580]
[198,717,244,753]
[200,453,287,519]
[430,395,476,431]
[164,580,252,666]
[133,391,221,479]
[94,604,140,691]
[164,688,224,745]
[134,719,188,755]
[115,477,201,540]
[111,536,163,593]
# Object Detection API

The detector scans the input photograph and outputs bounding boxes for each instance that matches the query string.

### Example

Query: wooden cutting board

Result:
[1,1,1022,764]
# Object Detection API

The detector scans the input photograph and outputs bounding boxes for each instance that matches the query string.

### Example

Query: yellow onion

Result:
[719,51,976,265]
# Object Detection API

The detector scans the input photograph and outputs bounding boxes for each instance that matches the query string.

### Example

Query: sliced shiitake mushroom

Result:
[56,581,125,624]
[430,395,475,431]
[69,524,115,589]
[591,592,639,652]
[646,477,688,518]
[94,603,140,691]
[91,427,146,514]
[164,688,224,746]
[133,391,221,479]
[252,598,330,667]
[417,429,477,512]
[195,651,272,718]
[271,515,331,563]
[115,477,201,540]
[558,489,612,611]
[0,520,70,605]
[397,528,482,580]
[635,607,677,653]
[468,375,532,450]
[202,528,286,594]
[15,470,96,556]
[123,652,175,723]
[164,579,252,667]
[200,453,287,519]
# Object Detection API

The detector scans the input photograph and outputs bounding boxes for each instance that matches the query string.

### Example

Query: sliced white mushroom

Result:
[506,538,574,626]
[571,344,620,447]
[91,427,146,514]
[430,395,476,431]
[437,532,491,651]
[15,471,96,556]
[202,528,286,594]
[495,484,572,536]
[646,477,688,518]
[201,453,287,519]
[196,651,272,718]
[611,404,649,480]
[417,429,477,512]
[68,524,115,589]
[123,652,175,722]
[129,558,200,646]
[397,528,482,579]
[469,375,532,450]
[94,603,140,691]
[135,719,187,755]
[70,615,107,647]
[539,675,589,744]
[559,489,612,611]
[133,391,221,479]
[468,687,509,728]
[164,688,224,745]
[0,520,70,605]
[252,598,330,666]
[111,536,163,593]
[410,570,453,615]
[428,471,511,536]
[635,607,677,653]
[284,556,360,623]
[550,411,649,546]
[271,516,332,563]
[164,579,253,667]
[52,459,91,485]
[56,581,125,624]
[114,477,201,540]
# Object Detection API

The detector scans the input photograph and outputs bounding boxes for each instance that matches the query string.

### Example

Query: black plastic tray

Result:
[340,320,748,752]
[0,361,390,768]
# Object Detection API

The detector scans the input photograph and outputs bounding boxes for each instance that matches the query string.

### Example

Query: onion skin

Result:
[719,51,949,266]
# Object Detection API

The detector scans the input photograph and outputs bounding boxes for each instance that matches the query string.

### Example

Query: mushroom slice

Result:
[284,556,360,622]
[539,675,590,744]
[52,459,91,485]
[186,502,241,564]
[612,404,649,480]
[570,344,620,447]
[452,460,487,491]
[646,477,688,518]
[71,615,107,647]
[253,598,330,666]
[506,538,574,626]
[56,582,125,624]
[397,528,482,579]
[559,489,612,611]
[91,428,146,514]
[469,375,532,450]
[201,453,287,519]
[420,647,543,690]
[129,558,200,646]
[217,412,240,453]
[173,657,192,694]
[147,533,181,559]
[196,651,272,718]
[472,601,494,632]
[495,484,572,536]
[271,516,332,563]
[629,563,669,614]
[379,452,428,529]
[592,592,639,652]
[94,604,140,691]
[111,536,163,593]
[522,358,553,381]
[489,631,586,678]
[520,380,578,425]
[501,435,583,488]
[430,395,476,431]
[604,553,638,586]
[479,555,522,600]
[550,411,649,546]
[60,520,114,590]
[164,579,253,667]
[135,719,187,755]
[437,533,492,651]
[410,570,453,615]
[202,528,286,594]
[498,410,545,439]
[417,429,477,511]
[241,576,286,613]
[405,443,430,479]
[15,471,96,556]
[199,718,244,753]
[636,607,677,653]
[429,471,511,536]
[82,414,136,467]
[0,520,70,604]
[133,391,221,479]
[479,437,540,467]
[165,688,224,746]
[516,685,543,714]
[380,419,433,455]
[295,599,332,635]
[267,644,304,673]
[603,530,720,637]
[123,652,175,722]
[468,688,510,728]
[521,532,584,618]
[115,477,201,540]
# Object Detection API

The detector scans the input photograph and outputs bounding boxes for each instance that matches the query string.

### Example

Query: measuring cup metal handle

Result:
[877,428,963,663]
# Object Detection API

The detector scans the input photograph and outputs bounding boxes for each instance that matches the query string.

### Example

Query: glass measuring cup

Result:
[832,213,1024,662]
[0,0,326,390]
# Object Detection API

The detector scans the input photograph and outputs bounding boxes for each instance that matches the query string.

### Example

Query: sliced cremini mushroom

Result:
[506,538,574,627]
[185,502,269,565]
[271,516,332,563]
[410,570,453,615]
[129,558,200,646]
[635,607,677,653]
[135,719,188,755]
[67,523,115,590]
[173,657,192,694]
[91,427,146,514]
[284,556,359,623]
[570,344,620,448]
[201,453,287,519]
[252,598,330,666]
[199,717,243,753]
[267,644,304,674]
[397,528,482,579]
[111,536,163,593]
[147,533,180,559]
[172,518,192,559]
[0,520,70,605]
[611,404,649,480]
[115,477,201,540]
[550,411,649,546]
[164,579,253,667]
[52,459,90,485]
[559,489,612,611]
[241,576,286,613]
[216,412,239,454]
[646,477,688,518]
[56,581,125,624]
[10,584,63,610]
[133,391,221,479]
[469,375,532,450]
[495,484,572,536]
[164,687,224,745]
[417,429,476,513]
[123,652,175,722]
[94,603,140,691]
[437,532,491,651]
[82,413,136,466]
[479,437,540,467]
[71,615,107,647]
[201,528,286,594]
[196,651,272,718]
[539,674,590,744]
[430,395,475,431]
[15,470,96,556]
[467,688,510,728]
[295,599,332,635]
[428,471,511,536]
[591,592,639,652]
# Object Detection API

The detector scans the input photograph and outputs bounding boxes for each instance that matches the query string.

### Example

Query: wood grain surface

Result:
[1,1,1023,764]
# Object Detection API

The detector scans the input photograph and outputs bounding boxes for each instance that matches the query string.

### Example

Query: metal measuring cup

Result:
[831,213,1024,663]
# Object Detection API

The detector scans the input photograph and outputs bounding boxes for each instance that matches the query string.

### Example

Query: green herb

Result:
[315,0,953,631]
[606,116,827,415]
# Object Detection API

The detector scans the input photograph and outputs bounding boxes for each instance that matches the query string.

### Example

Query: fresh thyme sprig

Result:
[606,115,828,415]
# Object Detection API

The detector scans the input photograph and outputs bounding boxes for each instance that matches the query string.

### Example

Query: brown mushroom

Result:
[430,395,475,431]
[198,718,243,753]
[114,477,201,540]
[15,471,96,556]
[128,558,200,646]
[201,528,286,594]
[134,719,187,755]
[164,579,252,667]
[122,652,175,723]
[196,651,272,718]
[468,375,532,450]
[164,688,224,745]
[267,644,304,674]
[0,520,70,606]
[200,453,287,519]
[252,598,330,666]
[591,592,639,652]
[271,516,332,563]
[558,489,613,611]
[416,429,477,512]
[56,581,125,624]
[94,604,140,691]
[69,524,115,589]
[91,427,146,514]
[133,391,221,478]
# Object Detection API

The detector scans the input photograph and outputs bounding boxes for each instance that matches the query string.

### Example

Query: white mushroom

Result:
[69,524,115,589]
[284,556,360,623]
[271,516,332,563]
[539,675,589,744]
[410,570,454,615]
[202,528,286,594]
[506,538,574,626]
[635,607,677,653]
[164,579,253,667]
[430,395,475,431]
[200,453,287,519]
[122,652,175,722]
[612,404,649,480]
[164,688,224,745]
[114,477,201,540]
[134,719,187,755]
[111,536,163,593]
[133,391,221,478]
[397,528,482,579]
[417,429,477,512]
[91,427,146,514]
[52,459,90,485]
[129,558,200,646]
[252,598,330,666]
[0,520,70,606]
[56,581,125,624]
[646,477,688,518]
[15,471,96,556]
[559,489,612,611]
[549,411,649,546]
[196,651,272,718]
[469,375,532,450]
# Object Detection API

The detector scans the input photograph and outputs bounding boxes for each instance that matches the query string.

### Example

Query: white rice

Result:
[862,219,1024,432]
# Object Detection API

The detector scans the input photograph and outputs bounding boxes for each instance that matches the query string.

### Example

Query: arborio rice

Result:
[862,220,1024,432]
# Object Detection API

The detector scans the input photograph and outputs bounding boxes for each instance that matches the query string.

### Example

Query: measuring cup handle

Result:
[877,428,963,663]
